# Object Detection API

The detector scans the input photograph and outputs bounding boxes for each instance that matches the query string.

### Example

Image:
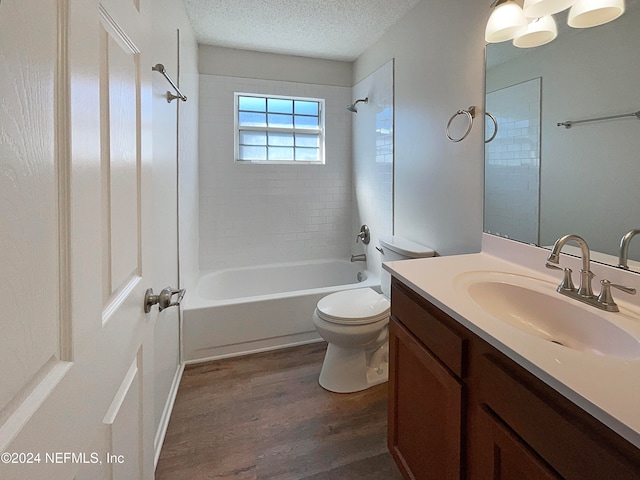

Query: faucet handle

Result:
[356,225,370,245]
[546,263,576,292]
[597,280,637,312]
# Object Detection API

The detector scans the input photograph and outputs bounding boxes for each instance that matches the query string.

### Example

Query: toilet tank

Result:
[379,236,435,297]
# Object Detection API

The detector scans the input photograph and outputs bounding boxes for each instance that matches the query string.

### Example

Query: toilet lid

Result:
[316,288,390,325]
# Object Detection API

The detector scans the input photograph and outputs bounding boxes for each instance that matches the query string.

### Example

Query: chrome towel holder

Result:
[485,111,498,143]
[446,106,476,142]
[446,106,498,143]
[557,109,640,129]
[151,63,187,103]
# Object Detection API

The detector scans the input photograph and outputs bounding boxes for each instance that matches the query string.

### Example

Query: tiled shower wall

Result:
[199,75,353,271]
[485,78,540,245]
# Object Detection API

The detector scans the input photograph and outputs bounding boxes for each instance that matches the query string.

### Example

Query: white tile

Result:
[199,74,353,269]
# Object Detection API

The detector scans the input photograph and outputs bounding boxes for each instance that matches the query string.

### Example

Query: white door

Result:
[0,1,160,479]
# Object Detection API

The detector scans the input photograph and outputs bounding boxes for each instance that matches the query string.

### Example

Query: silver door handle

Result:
[144,286,186,313]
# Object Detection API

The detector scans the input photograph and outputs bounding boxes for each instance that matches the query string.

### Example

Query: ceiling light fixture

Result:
[513,15,558,47]
[523,0,577,17]
[485,0,528,43]
[568,0,626,27]
[486,0,626,48]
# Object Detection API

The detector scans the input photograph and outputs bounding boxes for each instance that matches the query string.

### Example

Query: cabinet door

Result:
[475,405,561,480]
[388,318,463,480]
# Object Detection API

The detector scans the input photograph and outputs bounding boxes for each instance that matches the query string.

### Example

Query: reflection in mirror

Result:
[485,78,541,245]
[484,0,640,272]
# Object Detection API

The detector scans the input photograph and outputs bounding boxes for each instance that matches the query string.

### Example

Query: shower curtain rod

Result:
[151,63,187,103]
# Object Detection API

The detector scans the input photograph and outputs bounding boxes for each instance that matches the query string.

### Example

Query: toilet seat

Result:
[315,288,389,325]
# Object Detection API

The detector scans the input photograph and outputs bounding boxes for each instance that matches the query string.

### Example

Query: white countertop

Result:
[383,234,640,448]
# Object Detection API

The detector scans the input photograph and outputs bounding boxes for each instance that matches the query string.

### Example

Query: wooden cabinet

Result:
[388,282,466,480]
[388,278,640,480]
[474,405,560,480]
[388,318,462,480]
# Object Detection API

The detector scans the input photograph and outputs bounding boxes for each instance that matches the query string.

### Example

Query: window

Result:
[235,93,325,164]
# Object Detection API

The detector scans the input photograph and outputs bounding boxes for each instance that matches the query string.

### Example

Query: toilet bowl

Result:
[313,235,435,393]
[312,287,390,393]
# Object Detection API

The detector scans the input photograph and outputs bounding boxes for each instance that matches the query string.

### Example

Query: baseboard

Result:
[154,362,185,468]
[184,335,324,365]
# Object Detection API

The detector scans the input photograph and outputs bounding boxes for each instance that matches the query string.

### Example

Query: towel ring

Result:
[485,112,498,143]
[446,106,476,142]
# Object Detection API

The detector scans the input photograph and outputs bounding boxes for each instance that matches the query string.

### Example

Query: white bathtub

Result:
[183,259,379,363]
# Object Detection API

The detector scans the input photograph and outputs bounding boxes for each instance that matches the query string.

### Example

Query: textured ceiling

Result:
[182,0,423,61]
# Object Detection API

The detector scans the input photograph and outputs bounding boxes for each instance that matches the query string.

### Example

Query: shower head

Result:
[346,97,368,113]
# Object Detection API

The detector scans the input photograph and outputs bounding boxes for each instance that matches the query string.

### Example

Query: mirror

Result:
[484,0,640,272]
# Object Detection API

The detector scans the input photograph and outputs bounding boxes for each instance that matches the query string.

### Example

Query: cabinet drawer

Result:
[391,281,465,378]
[478,352,640,479]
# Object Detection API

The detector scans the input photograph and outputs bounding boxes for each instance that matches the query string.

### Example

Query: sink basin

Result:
[457,272,640,359]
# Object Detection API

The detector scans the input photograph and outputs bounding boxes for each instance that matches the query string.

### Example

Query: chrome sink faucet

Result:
[618,229,640,269]
[546,234,636,312]
[546,234,594,298]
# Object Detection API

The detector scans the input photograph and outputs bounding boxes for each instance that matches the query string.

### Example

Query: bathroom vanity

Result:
[384,237,640,480]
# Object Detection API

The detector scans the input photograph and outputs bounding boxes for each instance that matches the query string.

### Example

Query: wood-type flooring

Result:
[155,342,403,479]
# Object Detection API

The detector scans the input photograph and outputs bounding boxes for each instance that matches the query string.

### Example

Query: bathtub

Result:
[183,259,379,363]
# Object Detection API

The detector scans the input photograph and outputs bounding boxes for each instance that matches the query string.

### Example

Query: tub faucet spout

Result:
[351,254,366,263]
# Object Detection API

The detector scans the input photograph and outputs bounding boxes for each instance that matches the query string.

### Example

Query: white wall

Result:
[354,0,487,256]
[199,44,352,86]
[198,49,354,271]
[351,59,394,279]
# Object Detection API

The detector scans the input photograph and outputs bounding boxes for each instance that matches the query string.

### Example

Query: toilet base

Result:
[318,342,388,393]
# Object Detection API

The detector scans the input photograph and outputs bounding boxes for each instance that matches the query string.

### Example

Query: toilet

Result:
[312,236,435,393]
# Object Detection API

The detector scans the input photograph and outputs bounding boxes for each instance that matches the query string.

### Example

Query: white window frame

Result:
[234,92,325,165]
